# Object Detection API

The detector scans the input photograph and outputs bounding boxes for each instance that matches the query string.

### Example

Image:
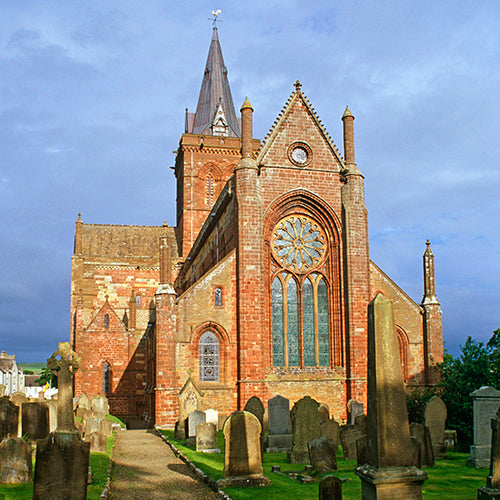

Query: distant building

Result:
[70,27,443,427]
[0,351,24,395]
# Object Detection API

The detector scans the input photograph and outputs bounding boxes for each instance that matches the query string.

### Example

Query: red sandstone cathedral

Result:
[70,27,443,428]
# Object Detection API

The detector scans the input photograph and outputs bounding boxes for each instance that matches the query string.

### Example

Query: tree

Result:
[35,367,58,389]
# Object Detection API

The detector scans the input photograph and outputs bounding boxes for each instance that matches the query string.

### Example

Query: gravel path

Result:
[108,429,221,500]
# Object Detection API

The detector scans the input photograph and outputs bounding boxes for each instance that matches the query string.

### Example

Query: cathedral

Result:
[70,27,443,428]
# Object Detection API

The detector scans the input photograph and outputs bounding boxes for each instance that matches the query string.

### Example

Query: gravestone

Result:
[470,386,500,468]
[10,391,27,407]
[288,395,321,464]
[410,422,435,467]
[308,436,338,472]
[355,294,427,498]
[340,424,364,460]
[319,475,343,500]
[347,399,364,425]
[478,406,500,498]
[176,376,203,439]
[0,384,5,397]
[22,402,49,441]
[100,418,113,437]
[267,395,292,452]
[91,395,109,418]
[0,437,32,483]
[216,411,271,488]
[83,414,101,437]
[424,395,447,459]
[48,399,58,433]
[196,422,220,453]
[318,403,330,422]
[444,429,457,451]
[88,431,107,452]
[205,408,218,429]
[75,393,91,419]
[33,342,90,500]
[0,397,19,440]
[244,396,265,454]
[186,410,206,447]
[320,419,339,452]
[354,414,367,435]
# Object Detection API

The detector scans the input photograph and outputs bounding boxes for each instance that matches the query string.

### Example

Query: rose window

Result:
[272,216,326,271]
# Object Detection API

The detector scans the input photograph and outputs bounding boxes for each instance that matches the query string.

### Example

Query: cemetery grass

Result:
[162,431,488,499]
[0,434,114,500]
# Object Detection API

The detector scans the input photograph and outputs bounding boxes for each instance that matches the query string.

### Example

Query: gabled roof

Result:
[256,81,344,167]
[189,27,240,137]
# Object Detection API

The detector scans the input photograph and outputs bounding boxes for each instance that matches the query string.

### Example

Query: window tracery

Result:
[199,331,219,381]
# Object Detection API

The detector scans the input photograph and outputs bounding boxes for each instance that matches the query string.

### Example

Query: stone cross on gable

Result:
[47,342,81,433]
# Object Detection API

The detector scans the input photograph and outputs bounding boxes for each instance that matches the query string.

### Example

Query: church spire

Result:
[189,26,241,137]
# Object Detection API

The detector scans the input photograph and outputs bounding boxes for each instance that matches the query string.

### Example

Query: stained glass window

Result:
[102,362,110,393]
[214,288,222,306]
[272,277,284,367]
[199,331,219,381]
[287,278,299,366]
[303,277,315,366]
[104,314,109,329]
[317,277,330,366]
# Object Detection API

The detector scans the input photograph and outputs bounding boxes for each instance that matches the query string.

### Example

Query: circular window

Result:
[272,215,326,272]
[288,141,312,167]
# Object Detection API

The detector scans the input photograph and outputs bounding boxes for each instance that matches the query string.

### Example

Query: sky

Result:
[1,1,499,363]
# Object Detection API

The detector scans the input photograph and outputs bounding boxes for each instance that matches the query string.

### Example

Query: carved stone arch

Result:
[264,190,344,368]
[396,326,410,382]
[192,322,229,385]
[198,162,223,181]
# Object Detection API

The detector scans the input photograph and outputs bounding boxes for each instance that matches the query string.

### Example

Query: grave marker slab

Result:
[267,395,292,452]
[424,395,447,459]
[478,406,500,498]
[319,475,342,500]
[288,396,321,464]
[22,402,49,441]
[308,436,338,472]
[410,422,435,467]
[0,437,32,483]
[205,408,218,429]
[91,395,109,418]
[340,424,364,461]
[186,410,206,447]
[320,419,339,452]
[196,422,220,453]
[0,397,18,440]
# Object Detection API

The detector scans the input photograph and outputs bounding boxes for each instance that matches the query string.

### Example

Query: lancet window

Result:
[206,173,215,208]
[102,362,110,393]
[199,331,219,381]
[271,215,331,368]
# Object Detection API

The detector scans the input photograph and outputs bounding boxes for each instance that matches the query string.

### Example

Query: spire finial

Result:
[426,239,431,247]
[294,80,302,93]
[210,9,222,27]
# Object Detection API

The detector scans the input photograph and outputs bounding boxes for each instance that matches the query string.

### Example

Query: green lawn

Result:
[161,430,489,500]
[0,434,114,500]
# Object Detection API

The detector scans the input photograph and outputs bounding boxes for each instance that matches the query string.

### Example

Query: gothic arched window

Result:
[214,288,222,306]
[102,362,110,393]
[206,173,215,208]
[199,331,219,381]
[136,295,141,307]
[104,314,109,329]
[271,215,331,368]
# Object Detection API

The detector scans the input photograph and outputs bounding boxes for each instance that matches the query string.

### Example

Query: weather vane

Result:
[210,9,222,27]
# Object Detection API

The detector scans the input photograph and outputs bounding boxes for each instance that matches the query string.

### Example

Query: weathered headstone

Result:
[444,429,457,451]
[267,395,292,452]
[10,391,27,407]
[340,424,364,460]
[0,384,5,397]
[0,397,19,440]
[33,342,90,500]
[75,393,91,419]
[216,411,271,488]
[424,395,447,459]
[355,294,427,498]
[100,418,113,437]
[470,386,500,468]
[288,396,321,464]
[320,419,340,452]
[83,414,101,437]
[347,399,364,425]
[319,475,343,500]
[205,408,219,429]
[244,396,265,454]
[410,422,435,467]
[48,399,58,433]
[318,403,330,422]
[308,436,337,472]
[478,406,500,498]
[0,437,32,483]
[91,395,109,418]
[196,422,220,453]
[354,414,367,435]
[22,402,49,441]
[186,410,206,447]
[176,376,203,439]
[89,431,107,452]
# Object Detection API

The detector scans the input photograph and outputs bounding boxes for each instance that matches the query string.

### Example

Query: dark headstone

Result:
[424,395,447,459]
[268,395,291,435]
[340,424,364,461]
[0,437,32,483]
[308,436,337,472]
[355,294,427,499]
[318,404,330,422]
[478,406,500,498]
[444,429,457,451]
[347,399,364,425]
[319,475,342,500]
[354,414,367,435]
[410,422,435,467]
[320,419,339,452]
[89,431,107,452]
[22,402,49,441]
[244,396,265,454]
[288,396,322,463]
[216,411,271,488]
[0,397,19,440]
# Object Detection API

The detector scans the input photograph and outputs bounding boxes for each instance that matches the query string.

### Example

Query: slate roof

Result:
[189,27,241,137]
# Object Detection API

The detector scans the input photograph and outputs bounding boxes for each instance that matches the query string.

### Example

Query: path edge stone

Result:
[155,427,232,500]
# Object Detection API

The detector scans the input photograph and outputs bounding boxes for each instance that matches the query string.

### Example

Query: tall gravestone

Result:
[205,408,219,430]
[470,386,500,468]
[340,424,364,461]
[424,395,447,459]
[410,422,435,467]
[0,384,5,397]
[288,395,322,463]
[0,397,19,440]
[320,419,340,452]
[267,395,292,452]
[0,437,32,483]
[216,411,271,488]
[355,294,427,499]
[185,410,206,447]
[244,396,265,454]
[319,475,343,500]
[478,406,500,499]
[33,343,90,500]
[22,402,49,441]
